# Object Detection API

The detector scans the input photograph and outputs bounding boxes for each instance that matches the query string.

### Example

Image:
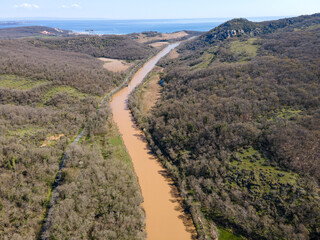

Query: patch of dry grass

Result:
[99,58,133,72]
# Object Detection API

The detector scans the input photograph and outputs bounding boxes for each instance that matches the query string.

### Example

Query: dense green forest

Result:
[129,14,320,239]
[0,34,154,239]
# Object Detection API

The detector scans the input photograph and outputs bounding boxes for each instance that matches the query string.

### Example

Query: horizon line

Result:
[0,15,296,21]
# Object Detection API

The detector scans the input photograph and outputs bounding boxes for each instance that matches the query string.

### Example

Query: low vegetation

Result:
[129,66,163,118]
[0,75,47,90]
[229,38,259,61]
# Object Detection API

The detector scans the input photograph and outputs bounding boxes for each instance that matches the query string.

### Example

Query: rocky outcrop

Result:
[201,13,320,44]
[202,18,260,43]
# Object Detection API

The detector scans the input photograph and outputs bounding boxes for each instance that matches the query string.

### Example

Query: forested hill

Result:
[27,35,155,60]
[184,13,320,49]
[129,13,320,239]
[0,33,154,238]
[0,26,71,39]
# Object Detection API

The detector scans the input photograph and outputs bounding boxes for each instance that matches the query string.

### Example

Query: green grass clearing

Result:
[231,147,298,186]
[275,108,302,119]
[218,228,244,240]
[229,38,259,60]
[7,126,45,139]
[0,74,47,90]
[109,134,131,164]
[193,51,215,69]
[42,86,88,104]
[263,107,302,121]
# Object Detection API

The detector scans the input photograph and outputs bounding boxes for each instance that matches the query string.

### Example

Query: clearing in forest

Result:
[99,58,133,72]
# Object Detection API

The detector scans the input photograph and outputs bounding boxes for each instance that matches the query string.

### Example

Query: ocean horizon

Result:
[0,17,285,35]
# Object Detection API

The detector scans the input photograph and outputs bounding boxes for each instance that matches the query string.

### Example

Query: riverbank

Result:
[110,43,196,239]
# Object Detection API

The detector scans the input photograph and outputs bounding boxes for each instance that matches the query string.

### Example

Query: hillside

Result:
[184,13,320,50]
[28,35,156,60]
[0,35,150,239]
[0,26,71,39]
[129,14,320,239]
[27,31,199,60]
[0,29,198,239]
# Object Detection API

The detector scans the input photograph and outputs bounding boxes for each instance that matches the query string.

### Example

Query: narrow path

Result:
[110,43,195,239]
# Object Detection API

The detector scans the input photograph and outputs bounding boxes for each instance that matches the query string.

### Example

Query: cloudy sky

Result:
[1,0,320,19]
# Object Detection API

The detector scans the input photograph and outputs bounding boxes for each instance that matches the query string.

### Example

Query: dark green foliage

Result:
[130,14,320,239]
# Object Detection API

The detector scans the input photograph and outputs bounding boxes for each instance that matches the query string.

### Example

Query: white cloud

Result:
[61,4,81,9]
[13,3,40,9]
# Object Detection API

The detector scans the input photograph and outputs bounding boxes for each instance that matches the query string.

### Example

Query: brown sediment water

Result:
[110,43,194,240]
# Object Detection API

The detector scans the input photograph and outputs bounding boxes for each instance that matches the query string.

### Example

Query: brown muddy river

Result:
[110,43,194,239]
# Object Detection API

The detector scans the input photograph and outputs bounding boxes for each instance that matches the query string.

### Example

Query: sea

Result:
[0,17,284,35]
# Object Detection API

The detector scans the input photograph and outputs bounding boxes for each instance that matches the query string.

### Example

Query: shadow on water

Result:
[128,83,198,238]
[157,168,198,239]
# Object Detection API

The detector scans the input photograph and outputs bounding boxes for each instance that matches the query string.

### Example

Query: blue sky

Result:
[1,0,320,19]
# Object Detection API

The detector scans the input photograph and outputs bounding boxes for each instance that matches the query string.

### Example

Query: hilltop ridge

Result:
[0,26,71,39]
[182,13,320,50]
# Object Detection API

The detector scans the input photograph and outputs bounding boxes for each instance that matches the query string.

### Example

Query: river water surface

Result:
[110,43,194,239]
